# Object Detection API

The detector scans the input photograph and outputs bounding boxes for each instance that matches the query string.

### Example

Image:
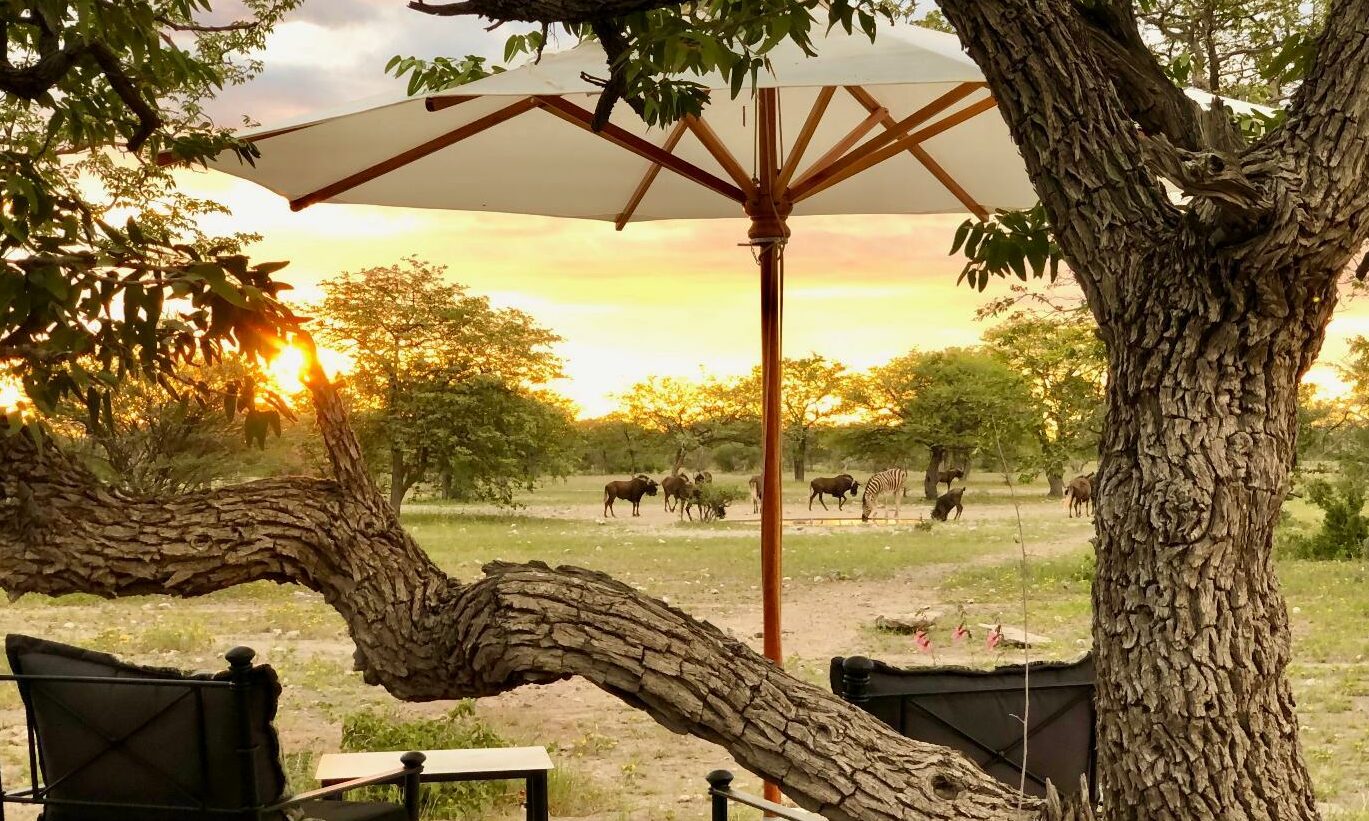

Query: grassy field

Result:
[0,471,1364,819]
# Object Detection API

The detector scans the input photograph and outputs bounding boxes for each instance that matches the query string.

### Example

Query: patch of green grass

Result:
[340,703,516,818]
[401,508,1088,611]
[94,621,215,654]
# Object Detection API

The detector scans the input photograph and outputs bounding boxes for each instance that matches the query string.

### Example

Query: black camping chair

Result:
[830,653,1097,800]
[1,634,425,821]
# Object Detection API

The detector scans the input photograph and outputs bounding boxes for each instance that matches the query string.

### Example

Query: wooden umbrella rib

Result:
[614,120,690,230]
[775,87,836,192]
[845,85,988,219]
[533,96,746,204]
[683,115,758,198]
[424,95,474,112]
[785,105,887,192]
[783,82,981,194]
[909,144,989,220]
[288,97,539,211]
[789,94,1000,204]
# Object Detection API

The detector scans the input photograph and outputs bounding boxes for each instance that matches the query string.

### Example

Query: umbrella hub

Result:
[744,196,792,242]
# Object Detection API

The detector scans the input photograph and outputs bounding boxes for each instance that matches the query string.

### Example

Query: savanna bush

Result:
[1280,477,1369,561]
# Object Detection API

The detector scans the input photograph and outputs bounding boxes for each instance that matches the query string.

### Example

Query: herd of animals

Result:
[603,468,1100,521]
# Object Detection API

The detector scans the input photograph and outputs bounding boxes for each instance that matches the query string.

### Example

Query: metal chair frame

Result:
[0,646,424,820]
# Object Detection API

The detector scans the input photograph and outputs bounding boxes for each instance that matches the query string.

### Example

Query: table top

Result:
[316,746,554,783]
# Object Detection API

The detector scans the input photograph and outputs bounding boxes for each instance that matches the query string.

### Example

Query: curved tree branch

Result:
[1278,0,1369,258]
[936,0,1176,309]
[0,369,1095,821]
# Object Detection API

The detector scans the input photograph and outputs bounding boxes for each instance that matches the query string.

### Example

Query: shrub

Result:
[687,483,748,521]
[340,702,514,818]
[1283,477,1369,560]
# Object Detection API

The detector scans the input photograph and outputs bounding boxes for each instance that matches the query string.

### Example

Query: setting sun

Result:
[264,342,353,397]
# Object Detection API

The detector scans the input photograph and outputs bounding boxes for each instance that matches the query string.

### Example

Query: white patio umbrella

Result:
[194,21,1039,686]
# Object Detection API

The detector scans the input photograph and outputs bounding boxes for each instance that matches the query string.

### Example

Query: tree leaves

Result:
[2,0,305,435]
[950,204,1062,292]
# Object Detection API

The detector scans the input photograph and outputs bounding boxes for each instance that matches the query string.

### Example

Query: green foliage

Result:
[574,416,670,474]
[1136,0,1325,103]
[983,313,1106,485]
[950,204,1060,292]
[618,373,754,469]
[314,257,570,509]
[710,441,760,472]
[385,54,505,96]
[843,347,1036,468]
[2,1,305,426]
[340,703,516,818]
[687,482,747,520]
[394,1,898,127]
[734,354,849,475]
[1283,477,1369,561]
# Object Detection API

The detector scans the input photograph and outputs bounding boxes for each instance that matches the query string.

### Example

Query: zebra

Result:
[861,468,908,522]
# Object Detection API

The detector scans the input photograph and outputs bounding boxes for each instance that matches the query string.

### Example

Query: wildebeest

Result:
[809,474,859,511]
[604,474,658,517]
[931,487,966,521]
[1065,473,1094,518]
[661,474,692,512]
[861,468,908,522]
[748,474,762,513]
[937,467,965,493]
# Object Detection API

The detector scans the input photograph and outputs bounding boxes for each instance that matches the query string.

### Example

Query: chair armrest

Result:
[267,767,407,809]
[269,751,427,816]
[705,770,823,821]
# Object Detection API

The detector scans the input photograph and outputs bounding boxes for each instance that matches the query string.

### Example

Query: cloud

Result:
[203,7,508,124]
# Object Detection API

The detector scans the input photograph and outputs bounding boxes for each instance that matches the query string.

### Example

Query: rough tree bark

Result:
[928,0,1369,817]
[0,364,1095,821]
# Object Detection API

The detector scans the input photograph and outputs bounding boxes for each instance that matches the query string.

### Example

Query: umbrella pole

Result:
[750,86,791,809]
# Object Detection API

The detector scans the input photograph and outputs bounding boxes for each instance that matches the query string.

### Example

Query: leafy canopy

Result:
[313,257,570,508]
[2,0,304,431]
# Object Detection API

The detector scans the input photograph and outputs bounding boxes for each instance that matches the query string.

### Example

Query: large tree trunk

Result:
[0,366,1094,821]
[793,434,807,482]
[1088,247,1332,821]
[923,445,945,500]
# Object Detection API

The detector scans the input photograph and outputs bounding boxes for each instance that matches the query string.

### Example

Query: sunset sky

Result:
[181,0,1369,417]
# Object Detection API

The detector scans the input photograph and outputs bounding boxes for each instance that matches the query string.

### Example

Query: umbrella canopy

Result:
[211,23,1036,223]
[199,23,1040,708]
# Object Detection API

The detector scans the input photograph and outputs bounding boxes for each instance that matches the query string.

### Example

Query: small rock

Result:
[875,608,942,634]
[979,624,1053,648]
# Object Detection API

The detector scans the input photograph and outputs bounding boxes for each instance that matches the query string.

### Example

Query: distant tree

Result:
[315,258,564,512]
[425,381,578,506]
[846,348,1033,498]
[618,374,752,473]
[737,354,849,480]
[575,415,667,474]
[983,313,1107,497]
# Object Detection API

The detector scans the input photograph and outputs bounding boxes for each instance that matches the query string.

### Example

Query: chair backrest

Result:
[4,634,289,821]
[830,653,1096,799]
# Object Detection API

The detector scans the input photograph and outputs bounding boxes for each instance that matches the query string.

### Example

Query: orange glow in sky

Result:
[171,7,1369,419]
[173,162,1369,418]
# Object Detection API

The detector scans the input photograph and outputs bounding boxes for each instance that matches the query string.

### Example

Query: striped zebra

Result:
[861,468,908,522]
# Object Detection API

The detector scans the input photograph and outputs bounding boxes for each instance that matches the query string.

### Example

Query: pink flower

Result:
[986,625,1003,651]
[952,623,970,644]
[914,629,933,653]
